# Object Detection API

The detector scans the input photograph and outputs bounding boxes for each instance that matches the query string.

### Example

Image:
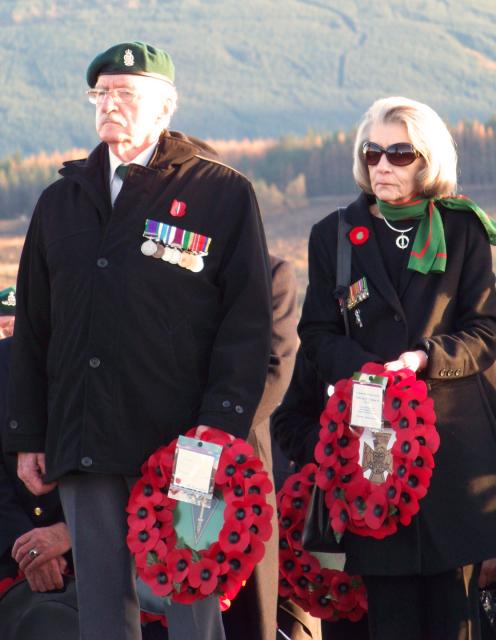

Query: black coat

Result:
[4,131,272,481]
[297,192,496,575]
[0,338,63,580]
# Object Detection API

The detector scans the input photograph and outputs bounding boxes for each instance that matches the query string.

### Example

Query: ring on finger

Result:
[28,548,40,559]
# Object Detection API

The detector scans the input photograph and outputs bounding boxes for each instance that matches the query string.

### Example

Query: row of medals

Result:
[141,238,205,273]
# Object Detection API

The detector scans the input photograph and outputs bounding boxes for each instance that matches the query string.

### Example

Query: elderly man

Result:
[4,42,272,640]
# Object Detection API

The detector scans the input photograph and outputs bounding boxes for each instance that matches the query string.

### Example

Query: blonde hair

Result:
[352,96,457,198]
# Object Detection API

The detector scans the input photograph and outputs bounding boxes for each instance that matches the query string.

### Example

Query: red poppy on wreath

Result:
[188,557,220,596]
[143,563,174,597]
[349,226,370,245]
[277,463,367,622]
[126,426,273,607]
[243,535,266,564]
[316,362,439,540]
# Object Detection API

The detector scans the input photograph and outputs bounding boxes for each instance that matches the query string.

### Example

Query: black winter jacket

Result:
[4,131,272,481]
[295,193,496,575]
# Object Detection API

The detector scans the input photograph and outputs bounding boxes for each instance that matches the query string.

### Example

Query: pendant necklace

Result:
[382,217,414,249]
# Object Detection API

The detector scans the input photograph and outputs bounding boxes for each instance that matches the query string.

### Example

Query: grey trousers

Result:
[59,473,226,640]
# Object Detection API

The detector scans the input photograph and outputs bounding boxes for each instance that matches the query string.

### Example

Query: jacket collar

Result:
[58,130,215,220]
[345,192,407,318]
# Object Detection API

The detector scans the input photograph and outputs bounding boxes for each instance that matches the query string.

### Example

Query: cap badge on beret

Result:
[124,49,135,67]
[86,41,175,87]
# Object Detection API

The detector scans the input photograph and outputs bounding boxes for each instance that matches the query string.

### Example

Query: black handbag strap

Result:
[334,207,352,337]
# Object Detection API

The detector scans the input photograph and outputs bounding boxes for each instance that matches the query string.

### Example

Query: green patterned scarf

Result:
[376,196,496,274]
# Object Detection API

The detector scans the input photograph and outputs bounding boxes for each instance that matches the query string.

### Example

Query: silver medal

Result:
[141,239,157,256]
[169,248,181,264]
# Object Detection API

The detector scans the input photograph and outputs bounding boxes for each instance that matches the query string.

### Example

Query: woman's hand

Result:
[384,350,428,373]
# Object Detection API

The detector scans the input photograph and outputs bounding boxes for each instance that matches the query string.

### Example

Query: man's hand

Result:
[12,523,71,572]
[24,556,67,592]
[17,452,57,496]
[384,350,428,373]
[479,558,496,588]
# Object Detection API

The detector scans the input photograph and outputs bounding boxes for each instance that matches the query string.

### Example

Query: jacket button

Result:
[235,405,244,414]
[97,258,108,268]
[446,370,453,377]
[393,313,401,322]
[222,400,232,409]
[9,419,18,430]
[81,456,93,467]
[34,507,43,517]
[89,357,101,368]
[439,370,445,377]
[455,369,461,376]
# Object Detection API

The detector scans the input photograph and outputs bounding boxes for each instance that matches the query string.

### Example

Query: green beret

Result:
[86,41,175,87]
[0,286,15,315]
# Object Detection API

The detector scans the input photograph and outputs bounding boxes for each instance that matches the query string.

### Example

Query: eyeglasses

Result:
[86,88,140,105]
[362,141,421,167]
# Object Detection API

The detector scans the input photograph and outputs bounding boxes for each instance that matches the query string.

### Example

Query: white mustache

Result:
[102,117,126,126]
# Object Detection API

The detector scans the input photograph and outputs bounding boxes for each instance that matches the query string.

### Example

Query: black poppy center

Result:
[143,484,153,497]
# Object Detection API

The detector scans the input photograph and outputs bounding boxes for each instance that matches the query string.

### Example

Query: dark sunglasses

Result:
[362,141,421,166]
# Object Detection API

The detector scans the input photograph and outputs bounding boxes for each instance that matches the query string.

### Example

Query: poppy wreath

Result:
[316,362,439,541]
[277,463,367,621]
[127,426,273,605]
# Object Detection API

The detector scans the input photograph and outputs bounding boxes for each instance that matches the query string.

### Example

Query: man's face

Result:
[94,74,168,150]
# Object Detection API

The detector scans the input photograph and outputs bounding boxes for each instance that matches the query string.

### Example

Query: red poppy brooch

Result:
[316,363,439,540]
[349,226,369,245]
[277,463,367,621]
[127,427,273,605]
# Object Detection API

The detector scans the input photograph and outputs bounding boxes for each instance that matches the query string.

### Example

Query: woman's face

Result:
[367,121,423,204]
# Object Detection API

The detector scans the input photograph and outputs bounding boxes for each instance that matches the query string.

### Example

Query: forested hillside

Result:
[1,0,496,156]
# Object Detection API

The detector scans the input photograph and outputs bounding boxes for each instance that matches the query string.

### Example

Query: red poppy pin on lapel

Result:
[170,199,187,217]
[349,226,369,245]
